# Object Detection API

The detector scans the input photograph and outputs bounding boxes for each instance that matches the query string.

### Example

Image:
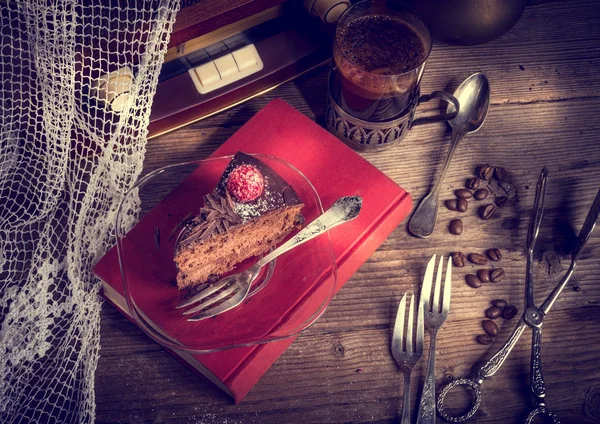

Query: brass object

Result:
[404,0,527,45]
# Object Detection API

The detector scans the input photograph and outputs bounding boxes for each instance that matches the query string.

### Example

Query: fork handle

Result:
[401,369,413,424]
[417,329,438,424]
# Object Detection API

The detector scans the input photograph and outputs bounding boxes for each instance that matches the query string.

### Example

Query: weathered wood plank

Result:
[97,0,600,423]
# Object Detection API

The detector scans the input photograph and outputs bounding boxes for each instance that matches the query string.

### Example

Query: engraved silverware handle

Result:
[408,129,466,239]
[417,329,438,424]
[257,196,362,268]
[437,378,483,423]
[530,326,546,401]
[524,406,560,424]
[541,188,600,315]
[436,318,528,422]
[480,318,528,379]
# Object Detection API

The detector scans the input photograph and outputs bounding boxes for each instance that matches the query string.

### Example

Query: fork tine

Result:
[181,283,239,316]
[392,293,407,353]
[417,291,424,353]
[442,256,452,314]
[187,289,247,322]
[407,294,414,354]
[177,278,235,309]
[433,256,444,313]
[420,254,436,310]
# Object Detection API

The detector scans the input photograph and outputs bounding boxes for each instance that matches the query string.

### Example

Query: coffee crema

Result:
[336,15,427,75]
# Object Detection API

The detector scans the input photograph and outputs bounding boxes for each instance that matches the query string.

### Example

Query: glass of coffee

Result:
[326,0,459,151]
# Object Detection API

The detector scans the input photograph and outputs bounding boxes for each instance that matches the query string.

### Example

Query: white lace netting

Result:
[0,1,180,422]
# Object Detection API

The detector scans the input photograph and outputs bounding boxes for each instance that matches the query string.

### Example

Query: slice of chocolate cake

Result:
[174,152,305,290]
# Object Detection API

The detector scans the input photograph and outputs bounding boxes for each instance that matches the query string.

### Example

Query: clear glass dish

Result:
[115,154,337,353]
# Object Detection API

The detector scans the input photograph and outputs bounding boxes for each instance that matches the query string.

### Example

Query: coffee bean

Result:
[479,204,497,220]
[455,189,473,199]
[466,274,482,288]
[449,219,463,235]
[445,199,459,211]
[474,188,489,200]
[486,305,503,319]
[466,177,481,190]
[457,198,469,212]
[476,335,495,345]
[486,248,502,262]
[476,164,494,181]
[491,299,508,309]
[503,305,518,320]
[495,196,509,207]
[499,181,516,198]
[468,253,488,265]
[490,268,505,283]
[482,319,499,336]
[452,252,467,268]
[494,167,509,181]
[477,269,490,283]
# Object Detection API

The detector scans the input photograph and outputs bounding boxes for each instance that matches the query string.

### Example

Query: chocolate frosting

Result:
[178,152,302,247]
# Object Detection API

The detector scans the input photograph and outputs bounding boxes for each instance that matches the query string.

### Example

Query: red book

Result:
[94,99,412,403]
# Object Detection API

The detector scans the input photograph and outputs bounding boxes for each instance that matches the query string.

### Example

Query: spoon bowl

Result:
[450,72,491,133]
[408,72,491,238]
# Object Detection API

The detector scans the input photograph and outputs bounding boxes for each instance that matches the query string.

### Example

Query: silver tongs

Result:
[437,167,600,423]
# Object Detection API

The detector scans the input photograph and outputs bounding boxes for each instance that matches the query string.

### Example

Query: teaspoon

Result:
[408,72,491,238]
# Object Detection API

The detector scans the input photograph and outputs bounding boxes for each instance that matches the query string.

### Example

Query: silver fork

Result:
[417,255,452,424]
[176,196,362,322]
[392,292,425,424]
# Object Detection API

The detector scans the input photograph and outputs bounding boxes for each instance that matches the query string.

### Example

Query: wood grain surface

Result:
[96,1,600,423]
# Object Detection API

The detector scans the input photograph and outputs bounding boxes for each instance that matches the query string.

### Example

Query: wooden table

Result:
[96,1,600,422]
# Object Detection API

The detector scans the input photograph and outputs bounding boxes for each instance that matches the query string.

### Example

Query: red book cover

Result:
[94,99,412,403]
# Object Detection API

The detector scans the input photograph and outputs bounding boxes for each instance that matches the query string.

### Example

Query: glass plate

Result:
[115,154,337,353]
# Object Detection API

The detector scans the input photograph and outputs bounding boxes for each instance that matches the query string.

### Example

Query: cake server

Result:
[177,196,362,321]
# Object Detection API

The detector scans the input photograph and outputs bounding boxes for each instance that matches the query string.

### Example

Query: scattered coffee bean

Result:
[476,335,495,345]
[486,305,503,319]
[491,299,508,309]
[499,181,516,198]
[477,269,491,283]
[495,196,509,207]
[466,177,481,190]
[457,198,469,212]
[449,219,463,235]
[476,164,494,181]
[445,199,459,211]
[486,248,502,262]
[494,167,509,181]
[466,274,482,288]
[482,319,499,336]
[455,189,473,199]
[474,188,489,200]
[503,305,518,320]
[479,204,497,220]
[452,252,467,268]
[490,268,505,283]
[468,253,488,265]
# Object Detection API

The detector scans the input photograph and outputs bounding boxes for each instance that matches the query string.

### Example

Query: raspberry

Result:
[226,164,264,202]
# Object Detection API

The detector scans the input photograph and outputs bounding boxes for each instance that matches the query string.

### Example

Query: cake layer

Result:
[175,204,303,289]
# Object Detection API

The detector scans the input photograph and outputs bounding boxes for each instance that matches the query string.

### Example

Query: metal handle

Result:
[437,378,483,422]
[411,91,460,127]
[417,329,438,424]
[540,188,600,314]
[480,318,528,379]
[258,196,362,267]
[530,326,546,401]
[524,406,560,424]
[408,129,466,238]
[401,369,413,424]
